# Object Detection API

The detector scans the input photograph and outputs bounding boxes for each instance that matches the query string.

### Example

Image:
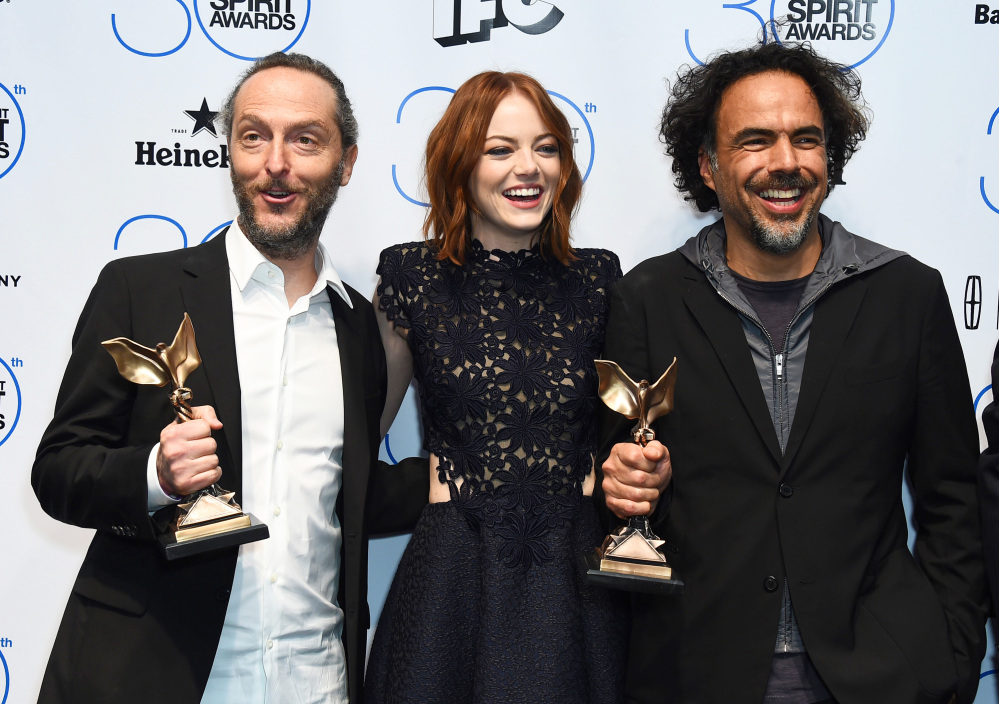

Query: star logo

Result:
[184,98,219,137]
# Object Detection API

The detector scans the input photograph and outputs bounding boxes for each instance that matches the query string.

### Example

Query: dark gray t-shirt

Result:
[731,271,809,354]
[733,270,833,704]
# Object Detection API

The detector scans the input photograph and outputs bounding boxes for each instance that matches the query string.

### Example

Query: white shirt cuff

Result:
[147,443,181,512]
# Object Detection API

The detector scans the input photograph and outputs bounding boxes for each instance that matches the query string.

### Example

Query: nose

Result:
[767,136,799,174]
[264,141,290,177]
[513,147,541,177]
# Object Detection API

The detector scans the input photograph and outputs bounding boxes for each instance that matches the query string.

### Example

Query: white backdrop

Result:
[3,1,999,701]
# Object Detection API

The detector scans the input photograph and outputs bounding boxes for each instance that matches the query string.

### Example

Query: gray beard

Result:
[748,207,816,256]
[232,158,345,261]
[744,172,820,256]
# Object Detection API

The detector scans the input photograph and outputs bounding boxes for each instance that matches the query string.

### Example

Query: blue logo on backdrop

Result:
[0,81,26,181]
[112,0,310,61]
[975,382,993,422]
[0,643,9,704]
[980,106,999,215]
[0,357,23,448]
[114,216,231,253]
[433,0,563,46]
[391,86,595,206]
[771,0,895,67]
[683,1,893,69]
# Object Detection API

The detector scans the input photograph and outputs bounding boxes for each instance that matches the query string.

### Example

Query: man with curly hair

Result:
[598,41,987,703]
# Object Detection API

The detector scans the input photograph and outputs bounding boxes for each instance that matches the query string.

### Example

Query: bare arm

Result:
[373,282,414,438]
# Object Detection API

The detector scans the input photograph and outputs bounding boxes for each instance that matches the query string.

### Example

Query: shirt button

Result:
[764,576,779,592]
[270,572,278,584]
[778,483,793,498]
[267,269,275,279]
[277,439,284,450]
[282,376,289,387]
[273,506,282,516]
[267,640,274,650]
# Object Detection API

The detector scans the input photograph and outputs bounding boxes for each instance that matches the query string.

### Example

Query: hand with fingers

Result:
[155,405,223,498]
[601,439,671,520]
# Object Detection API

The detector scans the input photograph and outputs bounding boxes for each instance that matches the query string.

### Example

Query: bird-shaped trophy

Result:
[103,313,268,559]
[585,358,684,594]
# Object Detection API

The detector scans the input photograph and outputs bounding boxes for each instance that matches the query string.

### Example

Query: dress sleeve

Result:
[602,250,623,285]
[375,244,417,332]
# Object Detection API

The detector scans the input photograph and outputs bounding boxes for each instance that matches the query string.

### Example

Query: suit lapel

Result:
[330,289,366,526]
[179,231,244,493]
[781,277,867,472]
[682,275,783,464]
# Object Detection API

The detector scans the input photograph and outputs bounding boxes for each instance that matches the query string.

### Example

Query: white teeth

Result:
[759,188,801,199]
[504,187,541,197]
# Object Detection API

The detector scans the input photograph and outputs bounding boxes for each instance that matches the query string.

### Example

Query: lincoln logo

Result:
[965,275,983,330]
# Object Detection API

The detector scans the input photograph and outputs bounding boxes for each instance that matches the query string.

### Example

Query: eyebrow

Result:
[484,133,558,144]
[733,125,824,142]
[236,113,333,134]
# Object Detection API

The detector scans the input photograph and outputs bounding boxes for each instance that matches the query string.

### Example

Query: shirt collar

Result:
[226,219,353,309]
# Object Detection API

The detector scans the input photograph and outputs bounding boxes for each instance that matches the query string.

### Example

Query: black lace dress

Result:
[364,240,627,704]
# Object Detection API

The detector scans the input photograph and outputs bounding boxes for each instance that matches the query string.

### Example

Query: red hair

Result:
[423,72,582,265]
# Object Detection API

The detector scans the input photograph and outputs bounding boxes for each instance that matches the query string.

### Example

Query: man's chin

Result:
[252,215,298,234]
[749,211,816,256]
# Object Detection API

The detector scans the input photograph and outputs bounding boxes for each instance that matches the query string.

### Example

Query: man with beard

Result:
[32,53,427,704]
[597,42,987,703]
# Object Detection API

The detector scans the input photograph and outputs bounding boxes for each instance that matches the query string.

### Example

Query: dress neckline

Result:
[469,237,542,271]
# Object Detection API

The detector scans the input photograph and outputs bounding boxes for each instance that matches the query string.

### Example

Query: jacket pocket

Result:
[72,560,152,616]
[857,547,956,697]
[843,360,904,387]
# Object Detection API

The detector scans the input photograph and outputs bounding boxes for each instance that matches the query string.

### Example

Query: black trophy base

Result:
[158,513,269,560]
[583,552,684,595]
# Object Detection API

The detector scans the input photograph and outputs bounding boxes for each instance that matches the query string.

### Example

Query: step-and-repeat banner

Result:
[3,1,999,701]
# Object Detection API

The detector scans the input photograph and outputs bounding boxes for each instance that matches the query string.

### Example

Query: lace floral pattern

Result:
[377,240,621,569]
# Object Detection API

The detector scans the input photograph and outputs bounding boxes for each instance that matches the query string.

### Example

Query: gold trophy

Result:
[585,358,683,594]
[103,313,268,560]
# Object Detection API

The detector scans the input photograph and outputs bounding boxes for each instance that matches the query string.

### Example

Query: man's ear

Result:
[339,144,359,186]
[698,148,716,192]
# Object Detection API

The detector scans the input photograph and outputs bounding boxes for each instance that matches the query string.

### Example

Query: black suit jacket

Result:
[977,343,999,615]
[32,232,426,703]
[598,250,987,704]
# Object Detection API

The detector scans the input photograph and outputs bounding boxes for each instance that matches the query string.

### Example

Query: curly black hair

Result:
[660,41,869,212]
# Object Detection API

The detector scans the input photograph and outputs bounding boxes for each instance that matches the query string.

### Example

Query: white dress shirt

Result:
[185,224,352,703]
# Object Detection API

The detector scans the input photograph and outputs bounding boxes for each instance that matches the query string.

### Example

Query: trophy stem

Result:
[170,387,194,422]
[627,514,661,542]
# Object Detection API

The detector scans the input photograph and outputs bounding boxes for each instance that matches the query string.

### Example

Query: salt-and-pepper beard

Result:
[745,172,821,257]
[232,156,346,261]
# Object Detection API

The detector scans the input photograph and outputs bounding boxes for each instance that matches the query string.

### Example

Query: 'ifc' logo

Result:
[433,0,563,47]
[112,0,310,61]
[0,357,22,448]
[0,81,26,181]
[684,1,894,70]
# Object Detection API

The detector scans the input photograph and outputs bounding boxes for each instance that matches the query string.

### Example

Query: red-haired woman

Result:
[364,72,626,704]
